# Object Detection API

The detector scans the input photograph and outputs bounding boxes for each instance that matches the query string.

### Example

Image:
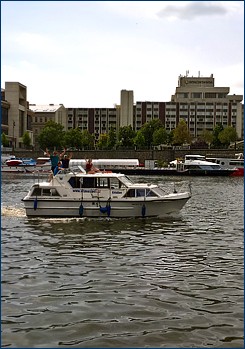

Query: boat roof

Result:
[70,159,139,166]
[185,154,205,159]
[70,171,127,178]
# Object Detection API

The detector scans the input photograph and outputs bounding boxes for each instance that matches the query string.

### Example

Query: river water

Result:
[1,174,244,348]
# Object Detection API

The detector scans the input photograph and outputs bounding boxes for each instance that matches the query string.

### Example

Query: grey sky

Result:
[1,1,244,107]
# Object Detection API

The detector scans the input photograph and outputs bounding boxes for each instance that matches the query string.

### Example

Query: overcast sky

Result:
[1,1,244,107]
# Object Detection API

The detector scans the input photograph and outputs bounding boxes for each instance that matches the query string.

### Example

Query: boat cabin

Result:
[184,155,206,161]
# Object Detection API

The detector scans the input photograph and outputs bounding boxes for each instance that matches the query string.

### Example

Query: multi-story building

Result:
[1,82,34,149]
[171,74,243,138]
[68,75,244,139]
[66,107,118,141]
[1,75,243,149]
[131,74,243,139]
[29,104,67,148]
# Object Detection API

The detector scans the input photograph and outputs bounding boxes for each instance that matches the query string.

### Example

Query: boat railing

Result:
[159,180,191,195]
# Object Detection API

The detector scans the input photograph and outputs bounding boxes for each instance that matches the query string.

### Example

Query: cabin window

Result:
[31,188,60,196]
[124,189,135,197]
[68,177,82,188]
[110,178,123,189]
[82,177,96,188]
[31,187,42,196]
[43,189,52,196]
[96,177,109,188]
[136,189,145,197]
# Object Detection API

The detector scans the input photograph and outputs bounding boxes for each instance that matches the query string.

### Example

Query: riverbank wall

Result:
[2,149,241,163]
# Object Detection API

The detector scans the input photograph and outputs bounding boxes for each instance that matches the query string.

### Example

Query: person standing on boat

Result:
[61,152,72,169]
[46,148,66,173]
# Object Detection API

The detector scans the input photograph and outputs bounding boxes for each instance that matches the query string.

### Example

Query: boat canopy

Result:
[70,159,139,167]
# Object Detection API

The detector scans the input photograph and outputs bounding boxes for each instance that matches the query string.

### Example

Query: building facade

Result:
[1,82,34,149]
[29,104,67,148]
[1,75,243,150]
[63,74,244,141]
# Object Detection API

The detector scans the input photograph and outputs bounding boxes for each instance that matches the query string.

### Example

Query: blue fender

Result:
[34,197,38,210]
[142,204,146,217]
[79,203,84,216]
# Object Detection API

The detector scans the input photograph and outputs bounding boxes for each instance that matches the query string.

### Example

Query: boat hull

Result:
[23,194,190,218]
[1,165,28,173]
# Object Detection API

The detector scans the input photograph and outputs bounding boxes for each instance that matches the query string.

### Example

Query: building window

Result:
[205,93,216,98]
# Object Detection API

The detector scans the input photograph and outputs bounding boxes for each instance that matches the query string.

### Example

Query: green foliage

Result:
[118,125,136,148]
[134,130,145,148]
[200,129,214,145]
[140,119,163,148]
[218,126,237,147]
[107,128,117,150]
[97,133,109,150]
[211,123,224,148]
[63,128,83,149]
[173,119,191,145]
[81,130,95,149]
[152,127,168,146]
[38,121,65,150]
[22,131,31,148]
[1,132,9,147]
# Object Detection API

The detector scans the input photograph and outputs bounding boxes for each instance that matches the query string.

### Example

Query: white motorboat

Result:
[22,169,191,218]
[35,157,52,172]
[172,155,236,176]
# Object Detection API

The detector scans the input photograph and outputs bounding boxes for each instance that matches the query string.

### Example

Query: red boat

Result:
[6,159,23,166]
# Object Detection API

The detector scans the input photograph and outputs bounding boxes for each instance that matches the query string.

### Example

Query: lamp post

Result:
[12,121,15,150]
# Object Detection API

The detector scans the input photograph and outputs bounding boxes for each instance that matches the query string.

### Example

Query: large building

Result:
[1,74,244,150]
[29,104,67,147]
[63,74,244,140]
[1,82,34,149]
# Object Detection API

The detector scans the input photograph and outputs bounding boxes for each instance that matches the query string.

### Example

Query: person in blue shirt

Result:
[53,161,63,175]
[46,148,66,173]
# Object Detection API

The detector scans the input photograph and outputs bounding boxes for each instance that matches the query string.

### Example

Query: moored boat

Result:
[206,153,244,176]
[172,155,236,176]
[69,157,235,176]
[22,170,191,218]
[1,157,37,173]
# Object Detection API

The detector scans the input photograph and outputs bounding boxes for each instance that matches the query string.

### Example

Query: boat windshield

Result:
[152,187,166,196]
[119,175,134,187]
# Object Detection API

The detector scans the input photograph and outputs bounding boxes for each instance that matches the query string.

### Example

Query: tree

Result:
[107,128,117,150]
[218,126,237,148]
[118,125,136,148]
[140,119,163,148]
[212,123,224,148]
[200,129,214,147]
[63,128,83,149]
[81,130,95,149]
[38,121,65,150]
[1,132,9,147]
[134,130,146,149]
[152,127,168,146]
[22,131,31,148]
[173,119,191,145]
[97,133,109,150]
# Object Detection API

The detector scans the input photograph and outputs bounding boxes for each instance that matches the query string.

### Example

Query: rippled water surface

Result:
[1,174,244,348]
